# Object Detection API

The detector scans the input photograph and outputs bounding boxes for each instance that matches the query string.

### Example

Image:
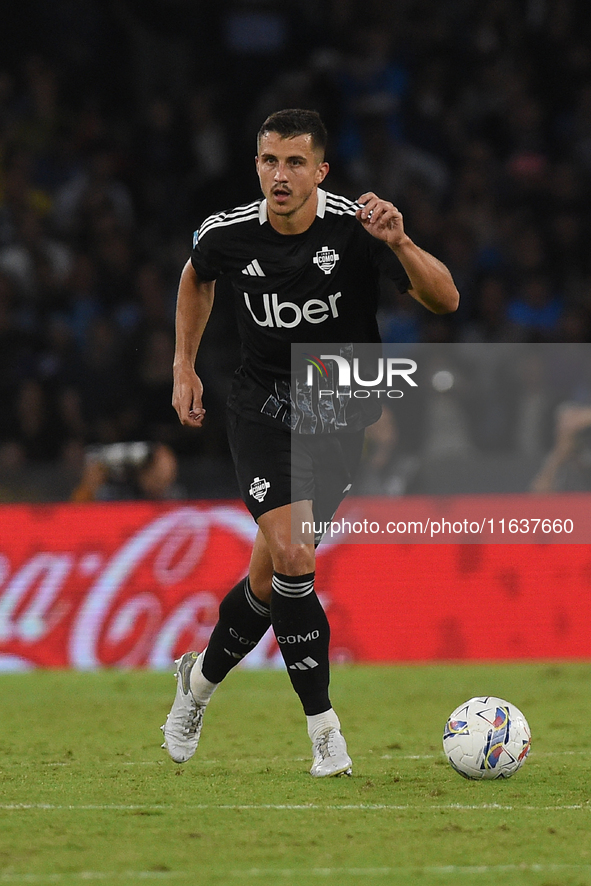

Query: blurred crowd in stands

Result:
[1,0,591,500]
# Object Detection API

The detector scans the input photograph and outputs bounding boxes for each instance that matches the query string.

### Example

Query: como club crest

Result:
[249,476,270,502]
[313,245,339,275]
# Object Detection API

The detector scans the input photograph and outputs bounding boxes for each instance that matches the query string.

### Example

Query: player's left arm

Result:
[356,192,459,314]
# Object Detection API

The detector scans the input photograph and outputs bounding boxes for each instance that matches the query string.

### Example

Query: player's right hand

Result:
[172,366,206,427]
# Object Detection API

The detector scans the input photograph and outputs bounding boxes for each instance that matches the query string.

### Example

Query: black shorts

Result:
[227,410,364,535]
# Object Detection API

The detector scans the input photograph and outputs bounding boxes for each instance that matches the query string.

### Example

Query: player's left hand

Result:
[356,192,407,248]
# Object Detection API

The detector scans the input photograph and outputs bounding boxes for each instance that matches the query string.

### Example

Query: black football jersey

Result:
[190,189,411,432]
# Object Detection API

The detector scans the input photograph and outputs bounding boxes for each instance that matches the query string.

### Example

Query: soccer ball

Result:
[443,696,531,779]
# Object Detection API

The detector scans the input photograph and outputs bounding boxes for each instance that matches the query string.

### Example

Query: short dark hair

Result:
[257,109,327,157]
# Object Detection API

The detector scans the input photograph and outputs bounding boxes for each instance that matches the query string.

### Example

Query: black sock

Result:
[270,571,331,716]
[201,577,271,683]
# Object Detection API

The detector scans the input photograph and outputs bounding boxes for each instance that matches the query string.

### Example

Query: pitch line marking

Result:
[15,749,591,768]
[3,865,591,882]
[0,803,589,812]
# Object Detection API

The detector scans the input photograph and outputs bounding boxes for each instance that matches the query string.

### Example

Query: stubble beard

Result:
[269,185,316,221]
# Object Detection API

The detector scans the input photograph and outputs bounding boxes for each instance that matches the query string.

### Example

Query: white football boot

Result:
[310,728,353,777]
[161,651,205,763]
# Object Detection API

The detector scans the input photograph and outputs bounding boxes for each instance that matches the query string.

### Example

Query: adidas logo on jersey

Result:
[242,259,265,277]
[289,657,319,671]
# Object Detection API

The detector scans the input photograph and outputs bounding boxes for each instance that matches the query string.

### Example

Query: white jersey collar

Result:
[258,188,327,225]
[316,188,327,218]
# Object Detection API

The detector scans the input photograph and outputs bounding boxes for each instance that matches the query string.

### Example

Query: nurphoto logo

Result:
[304,353,418,398]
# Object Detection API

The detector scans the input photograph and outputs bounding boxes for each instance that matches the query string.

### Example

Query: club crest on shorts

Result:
[313,245,339,275]
[249,476,270,502]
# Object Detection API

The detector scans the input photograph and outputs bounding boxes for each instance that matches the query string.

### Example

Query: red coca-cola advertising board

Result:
[1,498,590,670]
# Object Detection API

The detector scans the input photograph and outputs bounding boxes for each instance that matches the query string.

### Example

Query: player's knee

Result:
[271,541,314,577]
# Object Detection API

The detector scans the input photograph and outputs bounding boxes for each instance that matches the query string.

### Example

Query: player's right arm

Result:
[172,260,216,428]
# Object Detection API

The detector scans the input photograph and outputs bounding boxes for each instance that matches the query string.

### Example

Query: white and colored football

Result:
[443,696,531,779]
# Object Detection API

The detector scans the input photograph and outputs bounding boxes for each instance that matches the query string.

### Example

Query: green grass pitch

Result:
[1,662,591,885]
